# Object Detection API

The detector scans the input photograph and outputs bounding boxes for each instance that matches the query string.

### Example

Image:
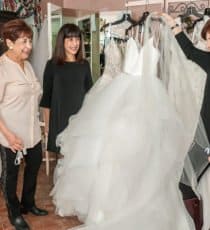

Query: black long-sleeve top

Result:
[40,59,93,153]
[176,32,210,142]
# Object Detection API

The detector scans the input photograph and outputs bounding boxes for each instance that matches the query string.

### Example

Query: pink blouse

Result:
[0,54,42,148]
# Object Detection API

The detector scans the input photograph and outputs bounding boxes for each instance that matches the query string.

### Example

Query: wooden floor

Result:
[0,159,81,230]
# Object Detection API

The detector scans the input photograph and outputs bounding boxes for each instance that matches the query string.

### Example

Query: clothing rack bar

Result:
[125,0,163,7]
[125,0,145,7]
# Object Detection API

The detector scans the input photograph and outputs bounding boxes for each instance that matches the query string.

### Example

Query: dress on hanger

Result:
[53,39,123,183]
[191,15,210,230]
[51,37,143,220]
[104,21,132,40]
[30,18,49,84]
[87,39,123,96]
[51,17,206,230]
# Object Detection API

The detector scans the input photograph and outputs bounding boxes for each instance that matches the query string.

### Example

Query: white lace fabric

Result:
[103,39,123,77]
[104,21,132,40]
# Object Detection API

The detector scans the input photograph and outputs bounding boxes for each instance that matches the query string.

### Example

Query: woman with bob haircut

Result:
[40,23,93,154]
[0,19,48,230]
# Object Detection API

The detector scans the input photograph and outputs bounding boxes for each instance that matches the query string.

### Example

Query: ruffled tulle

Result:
[51,19,206,230]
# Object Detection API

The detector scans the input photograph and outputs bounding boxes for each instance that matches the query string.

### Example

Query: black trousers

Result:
[0,142,42,217]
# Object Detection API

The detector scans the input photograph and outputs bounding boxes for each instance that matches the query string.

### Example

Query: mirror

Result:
[47,2,63,58]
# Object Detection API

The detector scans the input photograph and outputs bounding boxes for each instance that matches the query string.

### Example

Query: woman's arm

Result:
[84,60,93,92]
[40,60,54,108]
[41,108,50,134]
[40,60,54,134]
[162,13,195,58]
[161,13,182,35]
[162,13,208,68]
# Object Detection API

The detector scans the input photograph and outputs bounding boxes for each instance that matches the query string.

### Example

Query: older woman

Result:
[0,19,47,230]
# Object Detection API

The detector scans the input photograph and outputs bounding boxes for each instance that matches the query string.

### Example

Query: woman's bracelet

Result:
[170,24,179,30]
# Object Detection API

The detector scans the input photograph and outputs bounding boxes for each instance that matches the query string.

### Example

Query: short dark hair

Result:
[52,23,84,65]
[2,19,33,46]
[201,19,210,40]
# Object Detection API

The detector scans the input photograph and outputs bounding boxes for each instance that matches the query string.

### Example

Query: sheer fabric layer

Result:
[51,17,206,230]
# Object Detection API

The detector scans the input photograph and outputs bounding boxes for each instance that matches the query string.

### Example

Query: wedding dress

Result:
[51,16,206,230]
[174,16,210,230]
[190,16,210,230]
[87,38,123,96]
[104,21,132,40]
[52,39,123,184]
[51,37,143,219]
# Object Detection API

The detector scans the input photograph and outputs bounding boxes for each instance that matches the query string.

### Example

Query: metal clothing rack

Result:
[125,0,209,14]
[168,0,208,14]
[125,0,168,13]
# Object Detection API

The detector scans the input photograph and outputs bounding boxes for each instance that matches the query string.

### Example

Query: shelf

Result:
[79,17,91,63]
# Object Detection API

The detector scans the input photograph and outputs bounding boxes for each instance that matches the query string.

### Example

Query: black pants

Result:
[0,142,42,217]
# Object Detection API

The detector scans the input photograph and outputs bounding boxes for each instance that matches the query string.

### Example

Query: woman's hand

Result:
[161,13,182,35]
[5,131,24,153]
[161,13,176,27]
[44,125,49,135]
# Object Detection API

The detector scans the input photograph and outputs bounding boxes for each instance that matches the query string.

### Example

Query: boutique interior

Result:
[1,0,210,82]
[1,0,210,229]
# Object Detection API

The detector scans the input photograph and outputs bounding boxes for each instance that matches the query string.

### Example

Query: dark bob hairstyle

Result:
[52,23,84,65]
[2,19,33,46]
[201,19,210,40]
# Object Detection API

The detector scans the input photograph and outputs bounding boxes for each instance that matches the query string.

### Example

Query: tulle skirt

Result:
[51,72,194,230]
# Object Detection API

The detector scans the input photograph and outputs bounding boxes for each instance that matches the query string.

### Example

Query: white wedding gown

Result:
[51,19,206,229]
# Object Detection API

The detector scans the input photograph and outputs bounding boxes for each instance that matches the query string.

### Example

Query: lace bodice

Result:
[103,39,122,77]
[105,21,132,40]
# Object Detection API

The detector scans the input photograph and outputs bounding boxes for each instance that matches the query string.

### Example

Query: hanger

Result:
[139,11,150,25]
[125,0,150,34]
[187,2,210,28]
[139,0,150,26]
[180,6,203,22]
[204,8,210,16]
[192,5,210,28]
[100,13,136,32]
[204,0,210,15]
[125,11,150,34]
